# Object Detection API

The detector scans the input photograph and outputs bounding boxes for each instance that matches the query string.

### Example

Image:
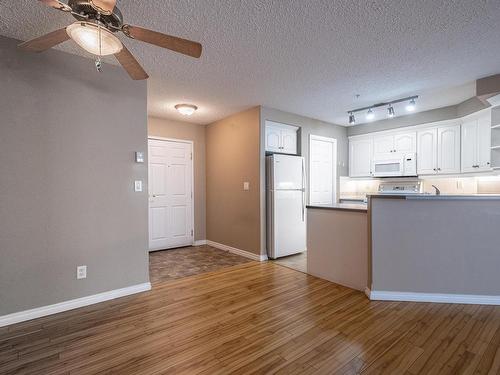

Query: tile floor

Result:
[149,244,253,284]
[272,251,307,273]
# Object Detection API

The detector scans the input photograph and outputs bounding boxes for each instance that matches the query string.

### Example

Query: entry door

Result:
[148,139,193,251]
[309,135,337,205]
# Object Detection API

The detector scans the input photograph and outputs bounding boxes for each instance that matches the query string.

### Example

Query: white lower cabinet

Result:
[349,138,373,177]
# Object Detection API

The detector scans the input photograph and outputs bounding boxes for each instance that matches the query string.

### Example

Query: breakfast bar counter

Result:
[368,194,500,304]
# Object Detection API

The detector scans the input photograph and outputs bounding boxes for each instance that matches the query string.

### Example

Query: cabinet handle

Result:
[438,168,441,171]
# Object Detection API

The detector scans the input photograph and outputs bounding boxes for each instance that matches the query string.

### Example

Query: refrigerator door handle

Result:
[302,158,306,222]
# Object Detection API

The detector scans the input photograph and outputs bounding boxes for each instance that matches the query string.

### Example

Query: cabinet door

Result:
[477,115,492,170]
[437,124,461,174]
[349,138,373,177]
[280,127,298,155]
[373,135,394,160]
[461,120,478,173]
[394,132,416,154]
[417,129,438,175]
[265,125,282,153]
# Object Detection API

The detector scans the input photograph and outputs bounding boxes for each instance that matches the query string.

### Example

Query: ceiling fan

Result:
[19,0,203,80]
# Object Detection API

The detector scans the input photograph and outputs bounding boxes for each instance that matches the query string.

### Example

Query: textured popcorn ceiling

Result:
[1,0,500,125]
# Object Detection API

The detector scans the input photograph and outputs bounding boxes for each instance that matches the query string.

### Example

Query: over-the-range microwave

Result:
[372,153,417,177]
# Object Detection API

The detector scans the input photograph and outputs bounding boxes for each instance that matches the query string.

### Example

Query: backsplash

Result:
[340,175,500,200]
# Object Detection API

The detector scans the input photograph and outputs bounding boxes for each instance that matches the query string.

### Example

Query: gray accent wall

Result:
[0,36,149,315]
[370,197,500,295]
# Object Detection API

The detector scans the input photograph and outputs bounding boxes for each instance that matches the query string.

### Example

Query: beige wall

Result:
[206,107,262,255]
[148,117,206,241]
[307,208,368,291]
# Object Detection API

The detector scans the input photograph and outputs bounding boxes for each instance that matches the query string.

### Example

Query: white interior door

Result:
[309,135,337,205]
[148,138,193,251]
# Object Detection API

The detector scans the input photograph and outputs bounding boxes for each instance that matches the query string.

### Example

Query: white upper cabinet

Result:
[437,124,461,174]
[394,132,417,154]
[417,124,461,175]
[462,113,491,173]
[417,129,438,175]
[373,132,416,160]
[265,121,298,155]
[349,138,373,177]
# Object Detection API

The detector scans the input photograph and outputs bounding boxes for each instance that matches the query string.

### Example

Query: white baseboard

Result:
[206,240,268,261]
[0,282,151,328]
[368,290,500,305]
[364,287,371,299]
[194,239,207,246]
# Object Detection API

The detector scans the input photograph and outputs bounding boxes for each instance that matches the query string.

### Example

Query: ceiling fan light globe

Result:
[66,22,122,56]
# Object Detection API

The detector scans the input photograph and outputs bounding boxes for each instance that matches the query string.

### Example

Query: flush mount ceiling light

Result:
[347,95,418,124]
[175,104,198,116]
[366,108,375,120]
[66,22,123,55]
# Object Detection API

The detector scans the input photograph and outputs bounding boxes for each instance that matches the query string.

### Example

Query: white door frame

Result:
[148,136,195,250]
[309,134,337,205]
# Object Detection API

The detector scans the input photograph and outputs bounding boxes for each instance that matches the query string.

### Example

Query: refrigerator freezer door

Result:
[272,154,304,190]
[271,190,306,258]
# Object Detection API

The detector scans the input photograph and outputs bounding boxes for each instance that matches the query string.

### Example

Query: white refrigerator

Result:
[266,154,307,259]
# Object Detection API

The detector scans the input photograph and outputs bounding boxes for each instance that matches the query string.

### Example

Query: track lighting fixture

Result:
[366,108,375,120]
[406,98,416,112]
[349,112,356,125]
[347,95,418,124]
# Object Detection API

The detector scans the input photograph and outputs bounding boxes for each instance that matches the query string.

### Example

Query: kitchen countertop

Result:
[368,194,500,200]
[306,203,368,212]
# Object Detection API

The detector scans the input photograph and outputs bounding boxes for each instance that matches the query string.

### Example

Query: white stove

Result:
[378,180,423,195]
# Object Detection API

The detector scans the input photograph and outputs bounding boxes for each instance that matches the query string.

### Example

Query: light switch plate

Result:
[135,151,145,163]
[243,182,250,191]
[134,180,143,192]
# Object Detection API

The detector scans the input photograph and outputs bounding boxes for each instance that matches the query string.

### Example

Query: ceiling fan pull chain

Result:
[95,14,103,73]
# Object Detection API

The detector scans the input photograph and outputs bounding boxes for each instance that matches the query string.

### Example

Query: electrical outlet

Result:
[243,182,250,191]
[134,180,143,192]
[77,265,87,280]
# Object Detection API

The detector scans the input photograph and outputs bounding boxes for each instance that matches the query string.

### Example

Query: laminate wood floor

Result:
[1,262,499,374]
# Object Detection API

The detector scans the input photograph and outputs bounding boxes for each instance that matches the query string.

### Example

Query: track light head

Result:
[406,98,416,112]
[388,105,395,118]
[349,112,356,125]
[366,108,375,120]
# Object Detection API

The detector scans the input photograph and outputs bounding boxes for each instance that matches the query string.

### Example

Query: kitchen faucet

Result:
[431,185,441,195]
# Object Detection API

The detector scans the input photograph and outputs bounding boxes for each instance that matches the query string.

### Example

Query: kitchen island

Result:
[368,194,500,304]
[306,204,368,291]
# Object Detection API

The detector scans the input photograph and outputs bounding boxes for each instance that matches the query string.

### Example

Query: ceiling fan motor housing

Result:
[68,0,123,30]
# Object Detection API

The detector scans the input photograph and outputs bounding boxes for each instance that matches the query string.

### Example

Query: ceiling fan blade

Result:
[114,45,149,80]
[123,25,202,58]
[89,0,116,15]
[38,0,72,11]
[18,28,70,52]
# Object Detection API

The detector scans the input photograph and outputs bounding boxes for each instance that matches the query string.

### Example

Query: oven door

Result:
[372,158,404,177]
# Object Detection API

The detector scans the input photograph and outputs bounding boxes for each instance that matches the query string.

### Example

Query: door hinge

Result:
[191,229,194,237]
[190,152,193,160]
